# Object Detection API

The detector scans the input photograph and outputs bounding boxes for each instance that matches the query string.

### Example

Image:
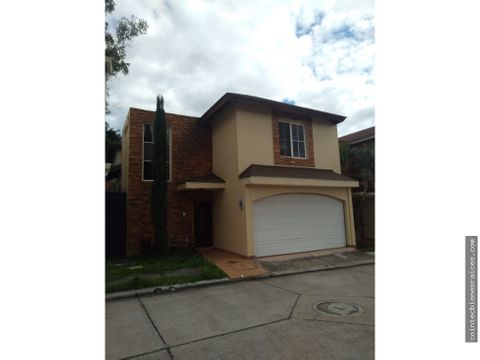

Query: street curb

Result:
[105,277,231,301]
[262,259,375,278]
[105,259,374,302]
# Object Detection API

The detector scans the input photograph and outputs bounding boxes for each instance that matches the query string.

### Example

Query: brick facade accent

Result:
[272,111,315,167]
[126,108,213,255]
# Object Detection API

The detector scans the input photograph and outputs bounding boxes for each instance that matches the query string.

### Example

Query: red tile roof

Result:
[338,126,375,143]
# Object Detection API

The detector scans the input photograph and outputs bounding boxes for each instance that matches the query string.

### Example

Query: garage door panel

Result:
[254,194,346,257]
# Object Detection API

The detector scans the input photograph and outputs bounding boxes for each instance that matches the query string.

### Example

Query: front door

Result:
[194,202,212,247]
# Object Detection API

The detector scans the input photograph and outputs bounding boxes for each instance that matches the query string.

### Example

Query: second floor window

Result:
[279,121,306,158]
[143,123,171,181]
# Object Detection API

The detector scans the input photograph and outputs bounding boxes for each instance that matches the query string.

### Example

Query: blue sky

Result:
[106,0,374,136]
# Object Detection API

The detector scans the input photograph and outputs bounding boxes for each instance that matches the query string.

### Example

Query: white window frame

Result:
[278,120,307,159]
[142,123,172,182]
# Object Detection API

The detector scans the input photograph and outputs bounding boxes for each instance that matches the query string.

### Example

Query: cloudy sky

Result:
[106,0,374,136]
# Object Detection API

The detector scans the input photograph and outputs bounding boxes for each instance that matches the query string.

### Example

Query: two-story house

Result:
[121,93,359,257]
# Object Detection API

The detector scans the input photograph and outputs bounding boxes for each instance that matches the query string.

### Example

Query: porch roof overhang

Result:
[177,174,226,191]
[239,164,359,188]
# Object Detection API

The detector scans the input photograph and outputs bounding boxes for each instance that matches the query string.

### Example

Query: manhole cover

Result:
[313,301,364,316]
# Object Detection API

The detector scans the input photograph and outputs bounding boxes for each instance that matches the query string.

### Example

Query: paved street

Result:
[106,264,374,360]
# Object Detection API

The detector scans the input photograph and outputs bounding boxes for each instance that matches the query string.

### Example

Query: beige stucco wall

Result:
[312,118,342,173]
[121,112,130,192]
[244,185,357,257]
[236,103,274,173]
[210,102,354,257]
[211,105,249,256]
[234,103,342,173]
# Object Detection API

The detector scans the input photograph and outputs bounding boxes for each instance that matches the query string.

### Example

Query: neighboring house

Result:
[338,126,374,148]
[106,142,122,192]
[338,126,375,248]
[121,93,359,257]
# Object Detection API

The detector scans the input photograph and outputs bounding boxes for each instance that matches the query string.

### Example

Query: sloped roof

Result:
[239,164,355,182]
[199,93,346,125]
[338,126,375,144]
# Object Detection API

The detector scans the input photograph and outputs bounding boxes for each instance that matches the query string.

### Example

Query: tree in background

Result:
[339,141,375,242]
[150,96,169,254]
[105,122,121,162]
[105,0,148,164]
[339,142,374,194]
[105,0,148,86]
[105,0,148,138]
[105,122,121,143]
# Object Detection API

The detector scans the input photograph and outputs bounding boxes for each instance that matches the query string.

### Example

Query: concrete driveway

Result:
[106,264,374,360]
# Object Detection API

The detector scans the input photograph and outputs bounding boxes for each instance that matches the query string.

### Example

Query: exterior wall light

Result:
[239,198,244,210]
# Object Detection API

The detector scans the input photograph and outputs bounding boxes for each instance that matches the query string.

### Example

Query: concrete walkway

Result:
[106,264,374,359]
[259,248,375,274]
[199,247,374,279]
[198,247,268,279]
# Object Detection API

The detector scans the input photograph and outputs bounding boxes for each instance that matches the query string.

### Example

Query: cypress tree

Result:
[151,95,169,254]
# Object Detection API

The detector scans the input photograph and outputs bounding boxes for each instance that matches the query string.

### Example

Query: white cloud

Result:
[106,0,374,136]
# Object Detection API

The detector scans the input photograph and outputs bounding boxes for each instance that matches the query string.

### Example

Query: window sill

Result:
[279,155,308,160]
[142,179,172,183]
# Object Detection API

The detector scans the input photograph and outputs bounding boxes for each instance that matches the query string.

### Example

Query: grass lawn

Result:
[106,251,226,293]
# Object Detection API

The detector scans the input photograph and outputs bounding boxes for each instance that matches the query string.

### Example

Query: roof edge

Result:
[128,107,199,119]
[338,126,375,143]
[199,93,346,125]
[176,173,226,185]
[239,164,356,182]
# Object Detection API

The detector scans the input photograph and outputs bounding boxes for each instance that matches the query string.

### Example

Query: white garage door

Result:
[254,194,346,257]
